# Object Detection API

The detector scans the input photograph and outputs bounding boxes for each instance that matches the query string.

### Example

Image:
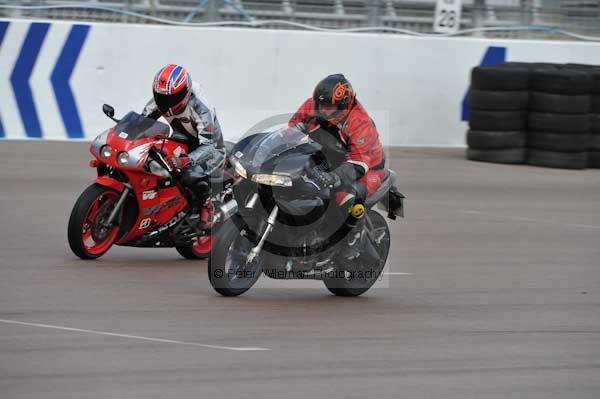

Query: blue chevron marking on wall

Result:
[51,24,90,139]
[0,21,9,138]
[10,22,50,138]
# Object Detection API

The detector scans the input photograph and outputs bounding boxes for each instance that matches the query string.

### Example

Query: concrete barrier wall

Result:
[1,18,600,145]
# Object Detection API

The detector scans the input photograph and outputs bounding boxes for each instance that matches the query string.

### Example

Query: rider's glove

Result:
[169,154,192,171]
[308,168,341,189]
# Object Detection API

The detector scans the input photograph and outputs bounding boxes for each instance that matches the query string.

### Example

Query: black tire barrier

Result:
[527,149,587,169]
[528,131,588,153]
[528,112,590,133]
[530,68,592,95]
[466,62,600,169]
[565,63,600,93]
[588,151,600,168]
[529,91,590,114]
[591,96,600,113]
[471,65,530,91]
[466,148,527,164]
[466,130,526,149]
[589,133,600,151]
[505,62,559,70]
[469,110,527,131]
[590,113,600,132]
[469,90,529,111]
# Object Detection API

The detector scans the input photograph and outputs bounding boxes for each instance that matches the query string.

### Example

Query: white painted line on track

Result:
[461,210,600,230]
[0,318,270,352]
[0,137,91,142]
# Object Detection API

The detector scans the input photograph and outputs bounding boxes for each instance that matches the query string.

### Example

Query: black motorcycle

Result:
[208,127,404,297]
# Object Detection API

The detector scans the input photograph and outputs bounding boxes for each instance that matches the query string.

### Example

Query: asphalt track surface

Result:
[1,141,599,399]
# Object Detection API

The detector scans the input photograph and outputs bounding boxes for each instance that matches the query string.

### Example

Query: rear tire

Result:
[68,184,121,260]
[324,210,390,297]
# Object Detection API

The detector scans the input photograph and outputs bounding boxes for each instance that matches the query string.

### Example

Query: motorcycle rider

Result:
[288,74,402,258]
[142,64,225,211]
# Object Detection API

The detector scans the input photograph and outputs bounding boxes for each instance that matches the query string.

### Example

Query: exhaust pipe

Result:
[213,199,238,223]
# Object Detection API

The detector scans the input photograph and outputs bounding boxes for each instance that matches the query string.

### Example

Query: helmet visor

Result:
[316,103,344,121]
[153,89,188,114]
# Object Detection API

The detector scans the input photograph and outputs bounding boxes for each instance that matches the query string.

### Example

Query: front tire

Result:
[208,215,263,296]
[68,183,121,260]
[324,210,391,297]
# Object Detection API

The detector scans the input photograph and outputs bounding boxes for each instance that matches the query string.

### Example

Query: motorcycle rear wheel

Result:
[68,183,121,260]
[324,210,391,297]
[208,215,263,296]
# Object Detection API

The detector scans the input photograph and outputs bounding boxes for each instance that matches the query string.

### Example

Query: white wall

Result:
[2,18,600,145]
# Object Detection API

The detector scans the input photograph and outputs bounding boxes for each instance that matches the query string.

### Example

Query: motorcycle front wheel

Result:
[68,183,121,260]
[324,210,391,297]
[208,215,263,296]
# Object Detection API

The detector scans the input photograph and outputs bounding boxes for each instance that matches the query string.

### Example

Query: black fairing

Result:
[231,128,321,176]
[231,128,328,213]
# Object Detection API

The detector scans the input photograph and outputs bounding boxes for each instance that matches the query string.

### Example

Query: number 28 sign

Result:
[434,0,462,34]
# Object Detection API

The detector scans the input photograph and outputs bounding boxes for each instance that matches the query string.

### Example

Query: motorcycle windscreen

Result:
[236,127,315,171]
[113,112,170,141]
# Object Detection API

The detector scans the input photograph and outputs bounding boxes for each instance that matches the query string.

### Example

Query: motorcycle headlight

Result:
[100,145,112,160]
[116,151,129,166]
[251,173,292,187]
[231,158,247,179]
[147,160,171,178]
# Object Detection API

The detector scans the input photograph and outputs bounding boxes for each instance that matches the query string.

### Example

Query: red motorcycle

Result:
[68,104,237,260]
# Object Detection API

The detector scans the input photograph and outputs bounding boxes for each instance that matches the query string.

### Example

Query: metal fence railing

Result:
[1,0,600,40]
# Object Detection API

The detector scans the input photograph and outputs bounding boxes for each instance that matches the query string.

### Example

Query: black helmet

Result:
[312,74,355,124]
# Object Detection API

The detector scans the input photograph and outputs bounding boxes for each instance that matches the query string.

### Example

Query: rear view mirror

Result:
[102,104,119,122]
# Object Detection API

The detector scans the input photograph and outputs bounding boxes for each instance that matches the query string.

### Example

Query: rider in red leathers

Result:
[289,74,385,206]
[289,74,398,257]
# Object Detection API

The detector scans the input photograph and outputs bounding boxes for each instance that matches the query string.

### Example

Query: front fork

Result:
[103,183,132,227]
[245,194,278,264]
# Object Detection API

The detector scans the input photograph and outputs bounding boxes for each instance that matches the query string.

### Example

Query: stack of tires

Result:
[567,64,600,169]
[590,91,600,167]
[466,65,529,164]
[527,67,591,169]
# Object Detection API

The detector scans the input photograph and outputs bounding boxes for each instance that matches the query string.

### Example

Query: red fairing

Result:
[288,98,384,173]
[95,176,125,192]
[88,130,189,245]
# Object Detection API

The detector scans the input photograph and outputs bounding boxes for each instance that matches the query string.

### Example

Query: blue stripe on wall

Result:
[0,21,10,138]
[51,24,90,139]
[10,23,50,138]
[461,46,507,121]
